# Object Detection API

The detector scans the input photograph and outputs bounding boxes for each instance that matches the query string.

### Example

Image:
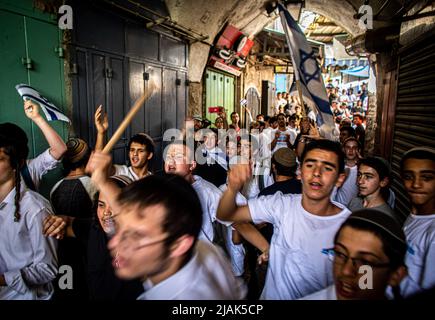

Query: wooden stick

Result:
[103,83,155,153]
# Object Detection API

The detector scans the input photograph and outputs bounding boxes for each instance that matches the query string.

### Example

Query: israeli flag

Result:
[15,84,71,123]
[278,3,337,139]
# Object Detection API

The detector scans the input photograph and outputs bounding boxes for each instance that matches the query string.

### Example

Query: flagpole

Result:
[279,7,306,117]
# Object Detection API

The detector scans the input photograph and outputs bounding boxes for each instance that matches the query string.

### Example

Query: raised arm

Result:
[217,164,253,223]
[86,151,121,214]
[24,99,67,160]
[94,105,108,151]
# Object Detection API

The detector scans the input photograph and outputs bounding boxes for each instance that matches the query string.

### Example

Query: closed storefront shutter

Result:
[390,30,435,221]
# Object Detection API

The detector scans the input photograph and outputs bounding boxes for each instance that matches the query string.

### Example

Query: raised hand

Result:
[95,105,109,133]
[228,163,251,192]
[85,151,112,187]
[24,99,42,121]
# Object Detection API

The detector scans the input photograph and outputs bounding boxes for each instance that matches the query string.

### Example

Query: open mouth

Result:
[336,281,356,299]
[309,182,322,190]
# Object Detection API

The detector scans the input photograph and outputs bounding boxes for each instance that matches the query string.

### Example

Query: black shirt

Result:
[73,218,144,300]
[258,179,302,197]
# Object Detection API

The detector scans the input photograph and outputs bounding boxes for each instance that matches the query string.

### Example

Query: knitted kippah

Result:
[65,138,89,163]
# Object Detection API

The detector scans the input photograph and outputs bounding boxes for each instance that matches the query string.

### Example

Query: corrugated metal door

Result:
[390,31,435,221]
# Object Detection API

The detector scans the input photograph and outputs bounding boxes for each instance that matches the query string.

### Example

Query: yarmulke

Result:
[403,146,435,159]
[273,148,297,168]
[64,138,89,164]
[109,175,133,187]
[347,209,406,245]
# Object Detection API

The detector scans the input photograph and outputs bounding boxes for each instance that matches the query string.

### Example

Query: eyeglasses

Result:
[117,229,168,252]
[165,153,186,164]
[322,248,391,269]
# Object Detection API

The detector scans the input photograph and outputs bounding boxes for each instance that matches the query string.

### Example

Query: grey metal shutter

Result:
[390,31,435,222]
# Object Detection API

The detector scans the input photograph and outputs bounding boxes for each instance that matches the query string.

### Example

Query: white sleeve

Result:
[421,241,435,290]
[113,164,128,176]
[3,208,58,295]
[248,192,288,225]
[26,149,61,189]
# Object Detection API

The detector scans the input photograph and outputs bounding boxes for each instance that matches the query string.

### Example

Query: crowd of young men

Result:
[0,98,434,301]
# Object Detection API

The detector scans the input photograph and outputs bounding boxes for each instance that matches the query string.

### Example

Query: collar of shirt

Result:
[0,184,27,210]
[140,246,201,300]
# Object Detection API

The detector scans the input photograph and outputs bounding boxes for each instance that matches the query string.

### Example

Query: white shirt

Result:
[113,164,151,181]
[219,184,247,277]
[192,175,230,243]
[248,193,351,300]
[25,149,61,190]
[272,128,297,153]
[137,240,247,300]
[401,213,435,297]
[258,128,274,164]
[333,165,358,207]
[300,285,337,300]
[0,186,58,300]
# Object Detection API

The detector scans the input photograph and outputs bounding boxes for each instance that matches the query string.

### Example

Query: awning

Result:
[340,65,369,78]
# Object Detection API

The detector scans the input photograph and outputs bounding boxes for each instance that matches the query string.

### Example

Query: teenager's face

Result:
[164,144,195,178]
[129,142,151,169]
[357,165,385,197]
[215,118,224,129]
[231,113,239,125]
[277,115,286,127]
[402,158,435,212]
[344,140,359,161]
[333,226,401,300]
[226,141,238,158]
[108,203,170,280]
[194,119,202,130]
[97,192,115,234]
[0,148,14,185]
[301,149,344,201]
[204,132,217,149]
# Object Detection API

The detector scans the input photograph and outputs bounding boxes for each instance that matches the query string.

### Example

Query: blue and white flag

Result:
[15,84,71,123]
[278,3,337,139]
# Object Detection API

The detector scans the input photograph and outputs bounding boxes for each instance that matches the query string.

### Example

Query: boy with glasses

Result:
[302,209,407,300]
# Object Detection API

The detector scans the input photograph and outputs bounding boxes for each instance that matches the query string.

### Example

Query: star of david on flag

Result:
[16,84,71,123]
[277,3,337,139]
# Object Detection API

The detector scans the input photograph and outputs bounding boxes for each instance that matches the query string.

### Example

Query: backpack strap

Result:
[20,164,36,191]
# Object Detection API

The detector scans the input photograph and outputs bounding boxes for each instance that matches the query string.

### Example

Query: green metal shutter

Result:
[390,31,435,221]
[205,68,235,125]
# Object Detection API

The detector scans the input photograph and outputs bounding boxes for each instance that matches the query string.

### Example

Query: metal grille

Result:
[390,32,435,222]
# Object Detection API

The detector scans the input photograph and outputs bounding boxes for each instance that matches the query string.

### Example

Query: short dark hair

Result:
[128,133,155,154]
[62,147,91,174]
[359,157,391,201]
[117,174,203,258]
[256,114,264,119]
[400,147,435,172]
[340,126,356,138]
[301,139,345,173]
